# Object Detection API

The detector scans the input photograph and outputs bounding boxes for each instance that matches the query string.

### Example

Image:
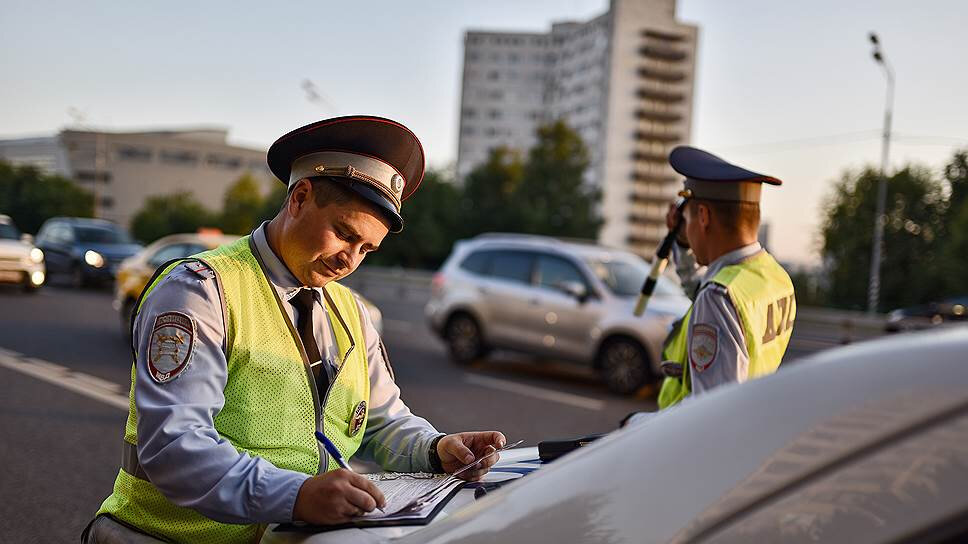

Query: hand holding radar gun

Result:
[633,190,692,317]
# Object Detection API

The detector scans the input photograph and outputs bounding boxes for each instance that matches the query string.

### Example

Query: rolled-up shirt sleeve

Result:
[687,284,749,396]
[133,264,309,524]
[352,297,442,473]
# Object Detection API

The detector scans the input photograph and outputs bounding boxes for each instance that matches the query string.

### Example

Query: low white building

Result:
[0,128,273,228]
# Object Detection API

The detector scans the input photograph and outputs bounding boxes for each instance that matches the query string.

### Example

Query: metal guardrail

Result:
[790,306,887,352]
[340,266,433,302]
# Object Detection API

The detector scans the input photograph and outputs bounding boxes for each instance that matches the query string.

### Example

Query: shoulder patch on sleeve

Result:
[147,311,196,383]
[690,323,718,373]
[184,260,215,280]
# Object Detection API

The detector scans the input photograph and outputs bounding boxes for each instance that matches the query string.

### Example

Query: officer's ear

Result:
[696,201,712,230]
[287,179,314,216]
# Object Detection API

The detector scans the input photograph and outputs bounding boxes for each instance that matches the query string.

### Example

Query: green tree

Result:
[130,191,217,244]
[219,173,264,234]
[939,149,968,295]
[514,120,601,238]
[0,161,94,233]
[257,182,289,224]
[459,146,525,238]
[367,170,462,269]
[820,166,947,311]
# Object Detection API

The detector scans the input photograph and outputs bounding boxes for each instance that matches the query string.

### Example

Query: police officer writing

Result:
[84,116,506,543]
[654,146,797,410]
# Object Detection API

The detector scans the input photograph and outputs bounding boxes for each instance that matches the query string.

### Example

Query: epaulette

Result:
[184,260,215,280]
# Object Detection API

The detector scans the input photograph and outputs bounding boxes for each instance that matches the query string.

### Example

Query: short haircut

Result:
[697,198,760,236]
[307,176,354,208]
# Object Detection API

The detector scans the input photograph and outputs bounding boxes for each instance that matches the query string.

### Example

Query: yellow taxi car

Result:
[115,230,383,341]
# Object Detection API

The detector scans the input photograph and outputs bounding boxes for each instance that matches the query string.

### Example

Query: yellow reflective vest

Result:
[658,250,795,410]
[97,237,370,543]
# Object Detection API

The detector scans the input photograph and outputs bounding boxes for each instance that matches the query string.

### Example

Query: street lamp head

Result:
[872,51,883,63]
[869,32,879,45]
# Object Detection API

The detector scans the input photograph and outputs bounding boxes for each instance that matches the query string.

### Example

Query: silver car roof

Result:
[402,327,968,543]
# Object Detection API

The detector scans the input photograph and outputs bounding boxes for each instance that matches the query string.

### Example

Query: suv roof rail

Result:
[473,232,562,243]
[472,232,608,248]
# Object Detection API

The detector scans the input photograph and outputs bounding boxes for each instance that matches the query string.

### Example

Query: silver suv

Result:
[425,234,690,394]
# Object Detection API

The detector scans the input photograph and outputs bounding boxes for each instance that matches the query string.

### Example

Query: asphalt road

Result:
[0,282,647,542]
[0,276,873,542]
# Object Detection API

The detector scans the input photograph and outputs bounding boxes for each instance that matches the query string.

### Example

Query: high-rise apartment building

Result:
[456,0,698,256]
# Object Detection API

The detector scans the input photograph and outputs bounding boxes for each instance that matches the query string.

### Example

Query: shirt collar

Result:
[701,241,763,286]
[251,221,319,302]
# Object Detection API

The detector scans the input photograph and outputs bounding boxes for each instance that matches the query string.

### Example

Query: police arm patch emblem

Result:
[690,323,718,373]
[147,311,196,383]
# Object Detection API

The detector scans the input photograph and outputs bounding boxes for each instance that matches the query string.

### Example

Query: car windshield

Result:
[0,223,20,240]
[585,256,682,297]
[75,225,131,244]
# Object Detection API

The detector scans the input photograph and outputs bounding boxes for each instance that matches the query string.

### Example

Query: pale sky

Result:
[2,0,966,266]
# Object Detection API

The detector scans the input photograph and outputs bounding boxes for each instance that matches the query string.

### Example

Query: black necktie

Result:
[291,289,329,395]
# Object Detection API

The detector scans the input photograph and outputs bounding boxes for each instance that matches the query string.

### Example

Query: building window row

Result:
[160,149,199,166]
[115,145,152,162]
[75,170,112,182]
[466,34,547,47]
[207,154,243,169]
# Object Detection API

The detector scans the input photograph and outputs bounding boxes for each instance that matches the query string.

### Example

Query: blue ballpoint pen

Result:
[315,431,385,513]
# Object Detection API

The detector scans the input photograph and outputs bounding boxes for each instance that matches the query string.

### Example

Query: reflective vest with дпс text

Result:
[657,251,795,410]
[96,236,370,544]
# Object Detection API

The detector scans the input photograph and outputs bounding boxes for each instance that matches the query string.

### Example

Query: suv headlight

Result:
[29,247,44,264]
[84,250,105,268]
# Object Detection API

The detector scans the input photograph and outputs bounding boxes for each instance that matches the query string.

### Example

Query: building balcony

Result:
[641,29,686,42]
[630,171,677,184]
[634,128,682,143]
[635,108,683,123]
[630,191,673,206]
[638,44,688,62]
[636,87,685,103]
[637,65,686,82]
[628,212,667,226]
[627,232,664,249]
[631,150,669,163]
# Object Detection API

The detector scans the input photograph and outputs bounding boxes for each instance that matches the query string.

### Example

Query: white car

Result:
[0,214,45,292]
[263,327,968,543]
[426,234,691,394]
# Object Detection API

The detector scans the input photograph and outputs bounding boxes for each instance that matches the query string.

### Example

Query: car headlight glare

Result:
[29,247,44,263]
[85,250,105,268]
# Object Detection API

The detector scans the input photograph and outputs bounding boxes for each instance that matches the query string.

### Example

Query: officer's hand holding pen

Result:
[291,432,387,525]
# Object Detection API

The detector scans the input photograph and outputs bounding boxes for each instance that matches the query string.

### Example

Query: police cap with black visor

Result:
[267,115,427,233]
[669,145,782,204]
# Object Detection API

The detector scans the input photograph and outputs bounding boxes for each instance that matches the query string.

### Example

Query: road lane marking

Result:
[0,348,129,411]
[463,374,605,411]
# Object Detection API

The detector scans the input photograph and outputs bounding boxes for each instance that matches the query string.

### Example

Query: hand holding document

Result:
[361,439,525,520]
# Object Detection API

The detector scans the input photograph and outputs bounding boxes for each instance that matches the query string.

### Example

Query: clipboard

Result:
[272,482,464,534]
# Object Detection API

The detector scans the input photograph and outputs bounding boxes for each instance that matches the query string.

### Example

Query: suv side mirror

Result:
[557,280,589,303]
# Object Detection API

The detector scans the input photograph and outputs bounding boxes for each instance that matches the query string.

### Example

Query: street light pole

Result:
[867,32,894,314]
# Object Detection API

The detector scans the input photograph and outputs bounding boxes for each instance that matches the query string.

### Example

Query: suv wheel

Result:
[445,313,487,365]
[598,337,651,395]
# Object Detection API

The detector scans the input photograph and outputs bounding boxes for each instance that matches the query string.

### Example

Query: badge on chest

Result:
[348,400,367,436]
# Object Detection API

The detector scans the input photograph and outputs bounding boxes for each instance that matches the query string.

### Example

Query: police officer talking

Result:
[84,116,506,543]
[655,146,797,410]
